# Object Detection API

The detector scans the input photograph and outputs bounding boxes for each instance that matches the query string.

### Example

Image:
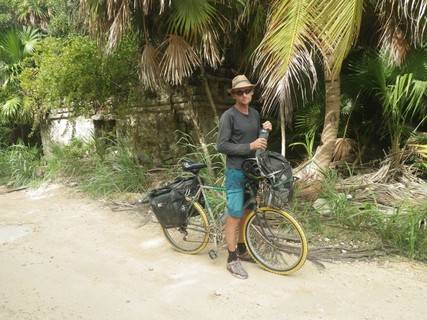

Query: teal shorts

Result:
[225,168,254,218]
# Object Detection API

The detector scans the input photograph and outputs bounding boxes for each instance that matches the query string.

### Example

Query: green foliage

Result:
[289,132,316,160]
[45,0,82,36]
[20,37,104,115]
[20,35,140,119]
[344,49,427,157]
[0,0,16,32]
[0,27,41,124]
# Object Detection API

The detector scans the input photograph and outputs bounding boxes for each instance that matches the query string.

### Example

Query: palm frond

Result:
[401,48,427,81]
[316,0,364,75]
[0,96,23,124]
[169,0,217,42]
[201,29,221,68]
[236,0,261,26]
[160,35,200,85]
[254,0,319,114]
[20,27,42,56]
[0,30,24,64]
[107,0,131,51]
[16,0,50,29]
[384,73,427,120]
[294,103,323,137]
[79,0,110,39]
[138,0,171,14]
[345,50,390,96]
[169,0,223,68]
[139,44,162,90]
[377,0,427,49]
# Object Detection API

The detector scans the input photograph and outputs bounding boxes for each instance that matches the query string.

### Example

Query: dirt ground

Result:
[1,184,426,320]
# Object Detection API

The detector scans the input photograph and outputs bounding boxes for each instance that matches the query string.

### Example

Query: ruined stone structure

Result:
[41,80,233,165]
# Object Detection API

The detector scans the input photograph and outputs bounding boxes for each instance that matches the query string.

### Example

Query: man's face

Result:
[231,88,254,105]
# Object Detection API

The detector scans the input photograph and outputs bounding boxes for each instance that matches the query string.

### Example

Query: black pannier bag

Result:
[256,150,293,204]
[148,177,199,228]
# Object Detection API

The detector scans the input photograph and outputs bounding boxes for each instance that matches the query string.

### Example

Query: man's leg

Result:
[224,169,249,279]
[236,208,254,261]
[225,215,240,254]
[225,215,248,279]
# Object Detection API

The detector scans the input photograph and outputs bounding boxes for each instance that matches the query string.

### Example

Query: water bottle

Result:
[256,128,269,156]
[259,128,269,140]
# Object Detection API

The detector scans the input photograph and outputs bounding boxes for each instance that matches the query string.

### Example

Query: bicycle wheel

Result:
[162,200,210,254]
[243,207,308,275]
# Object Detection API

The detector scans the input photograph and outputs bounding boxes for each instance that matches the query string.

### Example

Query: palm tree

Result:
[79,0,232,174]
[254,0,426,178]
[0,27,41,124]
[346,49,427,165]
[253,0,363,178]
[15,0,51,31]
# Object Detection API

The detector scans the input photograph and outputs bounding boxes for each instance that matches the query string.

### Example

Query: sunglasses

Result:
[233,89,253,96]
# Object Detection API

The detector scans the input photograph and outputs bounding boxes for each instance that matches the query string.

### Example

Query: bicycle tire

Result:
[162,200,210,254]
[243,207,308,275]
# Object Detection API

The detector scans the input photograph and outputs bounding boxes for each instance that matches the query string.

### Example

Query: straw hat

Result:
[227,75,256,94]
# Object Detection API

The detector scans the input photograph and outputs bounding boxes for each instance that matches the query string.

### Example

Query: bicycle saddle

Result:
[181,161,207,174]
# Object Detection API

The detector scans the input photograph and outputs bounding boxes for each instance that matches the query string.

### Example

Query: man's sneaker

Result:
[237,251,255,263]
[226,260,248,279]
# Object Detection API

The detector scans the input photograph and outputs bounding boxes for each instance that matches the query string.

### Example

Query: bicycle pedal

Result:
[208,249,218,260]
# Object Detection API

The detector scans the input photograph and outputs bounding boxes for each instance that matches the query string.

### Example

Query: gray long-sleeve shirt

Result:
[217,106,260,169]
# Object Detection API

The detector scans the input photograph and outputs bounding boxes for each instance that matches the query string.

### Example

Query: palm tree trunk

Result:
[312,74,341,171]
[200,65,218,120]
[297,72,341,180]
[280,102,286,156]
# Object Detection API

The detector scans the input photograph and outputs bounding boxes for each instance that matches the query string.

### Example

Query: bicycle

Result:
[142,160,308,275]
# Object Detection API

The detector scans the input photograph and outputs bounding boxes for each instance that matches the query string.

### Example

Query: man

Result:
[217,75,272,279]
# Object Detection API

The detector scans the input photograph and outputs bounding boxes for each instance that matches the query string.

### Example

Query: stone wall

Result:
[41,80,234,164]
[41,109,95,155]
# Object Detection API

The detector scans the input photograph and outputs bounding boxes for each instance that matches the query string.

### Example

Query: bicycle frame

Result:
[186,174,264,254]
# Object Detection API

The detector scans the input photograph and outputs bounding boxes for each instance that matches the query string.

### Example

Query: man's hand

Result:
[250,138,267,151]
[262,121,272,131]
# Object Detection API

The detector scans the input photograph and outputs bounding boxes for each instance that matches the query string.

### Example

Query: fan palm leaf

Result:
[169,0,216,42]
[0,28,41,87]
[169,0,223,68]
[0,30,24,64]
[160,35,200,85]
[20,26,42,56]
[0,96,22,123]
[139,44,162,90]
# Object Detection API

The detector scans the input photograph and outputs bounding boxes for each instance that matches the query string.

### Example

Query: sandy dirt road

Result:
[0,184,426,320]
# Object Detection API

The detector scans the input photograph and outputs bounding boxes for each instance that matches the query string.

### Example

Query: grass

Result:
[293,170,427,261]
[0,143,42,187]
[1,135,426,261]
[172,129,227,218]
[0,138,148,197]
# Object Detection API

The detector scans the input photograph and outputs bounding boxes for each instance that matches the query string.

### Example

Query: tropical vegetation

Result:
[0,0,426,259]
